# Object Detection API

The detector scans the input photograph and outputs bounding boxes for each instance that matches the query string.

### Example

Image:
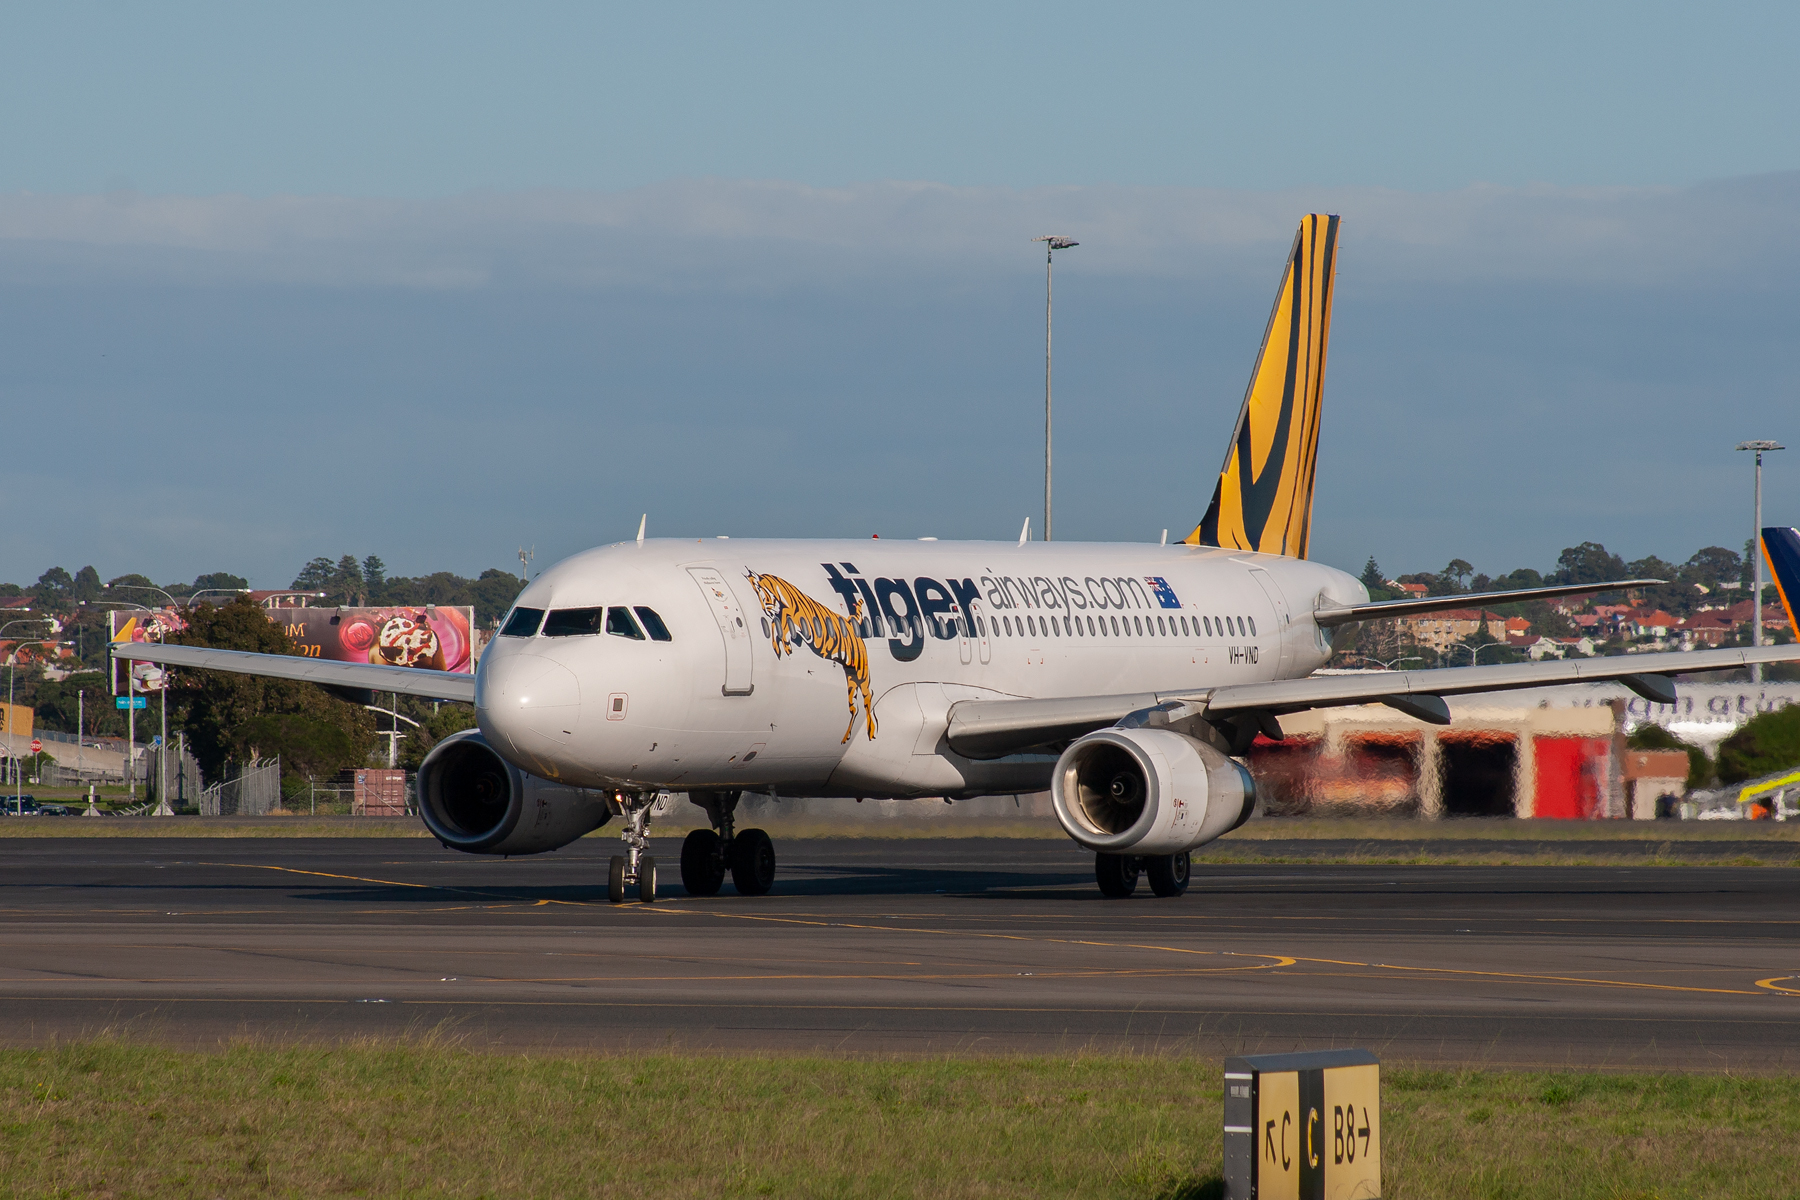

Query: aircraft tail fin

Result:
[1184,213,1341,558]
[1761,527,1800,635]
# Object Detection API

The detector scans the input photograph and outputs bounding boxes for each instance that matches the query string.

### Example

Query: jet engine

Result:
[1049,727,1255,855]
[417,729,611,855]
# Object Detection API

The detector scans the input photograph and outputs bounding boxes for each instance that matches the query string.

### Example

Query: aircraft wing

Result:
[1312,578,1664,626]
[946,643,1800,759]
[110,641,477,703]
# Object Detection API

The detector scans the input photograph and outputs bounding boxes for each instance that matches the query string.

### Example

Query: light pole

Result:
[1032,235,1077,541]
[1444,641,1514,668]
[1,616,52,815]
[1736,440,1784,683]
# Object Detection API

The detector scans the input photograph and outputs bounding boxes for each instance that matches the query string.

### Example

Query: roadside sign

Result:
[1224,1049,1379,1200]
[29,739,41,754]
[116,696,147,710]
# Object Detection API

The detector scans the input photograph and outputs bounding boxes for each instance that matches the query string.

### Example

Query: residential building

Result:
[1394,609,1531,654]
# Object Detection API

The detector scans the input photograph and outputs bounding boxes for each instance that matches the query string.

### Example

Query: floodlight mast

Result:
[1032,235,1078,541]
[1736,440,1785,683]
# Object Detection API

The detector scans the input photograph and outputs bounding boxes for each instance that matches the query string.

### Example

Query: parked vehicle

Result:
[3,796,39,815]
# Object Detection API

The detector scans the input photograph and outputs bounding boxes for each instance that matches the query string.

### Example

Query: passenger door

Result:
[687,567,755,695]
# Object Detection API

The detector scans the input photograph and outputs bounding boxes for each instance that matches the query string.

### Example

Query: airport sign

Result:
[116,695,147,709]
[1224,1049,1380,1200]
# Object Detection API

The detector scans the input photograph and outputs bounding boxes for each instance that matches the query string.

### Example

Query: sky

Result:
[2,3,1798,588]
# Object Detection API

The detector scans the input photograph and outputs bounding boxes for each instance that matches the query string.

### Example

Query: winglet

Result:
[1185,213,1340,558]
[1761,527,1800,635]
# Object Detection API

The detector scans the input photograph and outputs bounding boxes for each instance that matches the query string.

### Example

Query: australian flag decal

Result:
[1145,576,1181,609]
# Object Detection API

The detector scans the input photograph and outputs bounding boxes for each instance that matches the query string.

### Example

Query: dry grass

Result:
[0,1043,1795,1199]
[6,814,1800,867]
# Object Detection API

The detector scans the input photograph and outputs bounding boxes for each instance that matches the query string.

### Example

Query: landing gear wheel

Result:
[608,855,627,904]
[1145,850,1190,898]
[1095,853,1140,898]
[730,828,777,896]
[638,856,657,903]
[680,829,726,897]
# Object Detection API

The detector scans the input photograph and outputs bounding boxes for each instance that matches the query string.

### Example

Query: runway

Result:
[3,836,1798,1069]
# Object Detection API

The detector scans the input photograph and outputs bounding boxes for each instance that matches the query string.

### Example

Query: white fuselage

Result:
[474,538,1366,798]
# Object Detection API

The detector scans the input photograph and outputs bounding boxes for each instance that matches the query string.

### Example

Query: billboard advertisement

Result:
[109,607,187,693]
[268,606,476,674]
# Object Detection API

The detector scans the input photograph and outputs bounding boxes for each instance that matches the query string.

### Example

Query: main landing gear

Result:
[1095,850,1190,899]
[679,790,777,898]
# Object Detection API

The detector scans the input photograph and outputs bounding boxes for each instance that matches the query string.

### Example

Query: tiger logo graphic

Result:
[745,570,877,743]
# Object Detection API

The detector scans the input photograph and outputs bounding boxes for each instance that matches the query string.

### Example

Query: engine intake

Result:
[417,730,610,855]
[1050,727,1255,854]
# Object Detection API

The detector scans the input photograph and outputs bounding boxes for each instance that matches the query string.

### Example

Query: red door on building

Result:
[1533,737,1608,819]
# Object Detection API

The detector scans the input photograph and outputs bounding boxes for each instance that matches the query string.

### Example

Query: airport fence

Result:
[199,757,282,817]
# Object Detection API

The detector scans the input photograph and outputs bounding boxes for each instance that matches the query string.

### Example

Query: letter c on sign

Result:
[1307,1107,1320,1168]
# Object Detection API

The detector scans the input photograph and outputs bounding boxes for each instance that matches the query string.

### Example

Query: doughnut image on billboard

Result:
[268,606,477,674]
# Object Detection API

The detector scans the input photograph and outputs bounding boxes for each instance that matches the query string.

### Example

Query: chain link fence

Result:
[198,757,282,816]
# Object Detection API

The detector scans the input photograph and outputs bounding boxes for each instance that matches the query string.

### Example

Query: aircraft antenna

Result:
[636,514,647,546]
[1018,518,1031,547]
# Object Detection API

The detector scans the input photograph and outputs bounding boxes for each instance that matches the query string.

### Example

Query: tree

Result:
[192,572,249,593]
[361,556,387,590]
[1552,542,1627,588]
[1716,705,1800,785]
[31,567,74,607]
[1681,546,1742,590]
[399,704,479,771]
[71,566,102,602]
[1441,559,1474,592]
[292,557,335,591]
[167,596,376,784]
[30,670,126,738]
[106,573,157,592]
[471,569,525,626]
[1626,556,1677,584]
[1359,558,1385,590]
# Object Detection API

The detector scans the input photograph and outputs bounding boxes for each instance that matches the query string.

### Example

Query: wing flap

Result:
[110,642,477,703]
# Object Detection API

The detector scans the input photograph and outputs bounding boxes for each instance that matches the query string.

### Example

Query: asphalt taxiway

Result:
[2,836,1797,1068]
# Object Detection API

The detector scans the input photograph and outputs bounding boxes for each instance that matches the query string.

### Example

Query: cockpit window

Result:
[542,607,605,637]
[500,607,545,637]
[633,606,673,642]
[606,607,646,639]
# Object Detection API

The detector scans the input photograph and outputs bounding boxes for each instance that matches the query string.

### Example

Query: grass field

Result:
[1,1044,1794,1199]
[2,813,1798,867]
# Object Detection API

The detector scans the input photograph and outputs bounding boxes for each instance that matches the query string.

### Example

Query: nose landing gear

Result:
[608,792,659,903]
[680,790,777,897]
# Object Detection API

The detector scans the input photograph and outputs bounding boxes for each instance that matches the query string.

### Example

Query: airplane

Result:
[113,214,1800,902]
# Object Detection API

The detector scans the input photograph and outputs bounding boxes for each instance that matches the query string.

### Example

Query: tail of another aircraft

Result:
[1762,527,1800,634]
[1184,213,1340,558]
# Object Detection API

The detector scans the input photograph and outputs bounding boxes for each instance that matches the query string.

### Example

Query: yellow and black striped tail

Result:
[1184,213,1340,558]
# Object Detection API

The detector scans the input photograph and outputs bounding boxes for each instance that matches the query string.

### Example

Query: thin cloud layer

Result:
[3,174,1795,291]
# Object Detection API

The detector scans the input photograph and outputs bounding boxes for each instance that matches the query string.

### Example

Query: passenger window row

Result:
[984,612,1255,640]
[499,606,673,642]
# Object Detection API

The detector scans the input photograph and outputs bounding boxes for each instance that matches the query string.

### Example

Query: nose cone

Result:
[478,654,582,763]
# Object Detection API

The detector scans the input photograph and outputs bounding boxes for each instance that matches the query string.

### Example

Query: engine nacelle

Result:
[417,729,611,855]
[1050,727,1255,855]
